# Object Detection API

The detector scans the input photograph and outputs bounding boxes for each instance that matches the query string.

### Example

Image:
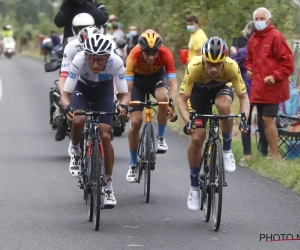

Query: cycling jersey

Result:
[64,51,127,93]
[180,56,247,96]
[60,35,118,78]
[125,45,176,82]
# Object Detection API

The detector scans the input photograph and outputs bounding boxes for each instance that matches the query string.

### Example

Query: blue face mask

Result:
[255,21,267,31]
[126,33,131,39]
[129,30,137,36]
[187,25,195,33]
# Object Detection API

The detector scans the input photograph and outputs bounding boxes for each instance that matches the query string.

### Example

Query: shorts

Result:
[70,79,114,126]
[256,103,279,126]
[187,85,234,128]
[130,68,169,113]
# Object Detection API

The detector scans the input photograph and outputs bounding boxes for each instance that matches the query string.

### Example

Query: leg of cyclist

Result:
[127,81,144,183]
[178,91,209,211]
[154,80,169,153]
[94,80,117,207]
[214,86,235,173]
[68,82,88,177]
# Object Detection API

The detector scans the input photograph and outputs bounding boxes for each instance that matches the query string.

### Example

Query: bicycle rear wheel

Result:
[200,145,212,222]
[144,123,152,203]
[211,139,223,231]
[92,138,101,231]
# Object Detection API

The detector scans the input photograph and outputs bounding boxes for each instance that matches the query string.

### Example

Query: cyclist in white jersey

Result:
[61,34,128,207]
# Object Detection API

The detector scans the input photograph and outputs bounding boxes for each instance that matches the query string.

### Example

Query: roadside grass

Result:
[168,67,300,194]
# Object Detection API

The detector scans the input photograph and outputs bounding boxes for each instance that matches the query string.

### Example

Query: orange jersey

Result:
[125,45,176,82]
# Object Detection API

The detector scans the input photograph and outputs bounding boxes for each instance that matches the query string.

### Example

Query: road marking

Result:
[163,219,171,221]
[0,78,2,101]
[127,244,144,247]
[122,226,139,228]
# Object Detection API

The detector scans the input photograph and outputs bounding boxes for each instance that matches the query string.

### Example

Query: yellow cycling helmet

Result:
[202,36,228,63]
[138,29,162,50]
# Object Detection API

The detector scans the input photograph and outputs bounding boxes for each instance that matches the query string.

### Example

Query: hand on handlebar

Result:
[64,104,75,121]
[117,104,128,116]
[167,97,178,122]
[183,121,196,135]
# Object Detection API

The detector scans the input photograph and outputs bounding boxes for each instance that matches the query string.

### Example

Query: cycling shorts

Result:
[70,79,114,126]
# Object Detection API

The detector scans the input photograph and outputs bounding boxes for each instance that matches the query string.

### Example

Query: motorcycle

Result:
[3,37,16,59]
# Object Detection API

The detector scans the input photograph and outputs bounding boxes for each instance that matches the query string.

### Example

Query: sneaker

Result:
[187,189,200,211]
[104,190,116,209]
[156,137,168,154]
[126,164,138,183]
[69,146,82,177]
[223,151,236,173]
[55,127,66,141]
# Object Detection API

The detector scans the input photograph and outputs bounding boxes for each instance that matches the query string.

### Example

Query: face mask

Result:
[126,33,131,39]
[129,30,137,36]
[255,21,267,31]
[187,25,195,33]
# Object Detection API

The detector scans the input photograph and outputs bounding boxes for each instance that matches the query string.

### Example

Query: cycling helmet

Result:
[84,34,112,55]
[72,13,95,35]
[78,26,101,45]
[138,29,162,50]
[202,36,228,63]
[5,25,12,30]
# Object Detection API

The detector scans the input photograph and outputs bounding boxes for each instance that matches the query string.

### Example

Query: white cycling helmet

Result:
[72,13,95,35]
[84,34,112,55]
[78,26,101,45]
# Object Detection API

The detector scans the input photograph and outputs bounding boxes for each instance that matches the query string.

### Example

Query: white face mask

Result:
[255,21,267,31]
[129,30,137,36]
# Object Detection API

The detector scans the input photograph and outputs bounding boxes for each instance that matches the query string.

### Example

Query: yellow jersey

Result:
[180,56,247,96]
[188,29,207,62]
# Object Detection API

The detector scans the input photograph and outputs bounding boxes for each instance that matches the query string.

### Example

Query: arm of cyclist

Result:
[177,65,196,135]
[114,58,129,116]
[61,53,83,120]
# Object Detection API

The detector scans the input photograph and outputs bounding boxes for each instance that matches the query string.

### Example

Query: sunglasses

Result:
[85,54,108,65]
[142,50,159,56]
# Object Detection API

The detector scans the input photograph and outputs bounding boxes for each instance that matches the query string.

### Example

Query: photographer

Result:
[54,0,108,42]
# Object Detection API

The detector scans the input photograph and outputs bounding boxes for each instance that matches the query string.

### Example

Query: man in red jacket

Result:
[246,7,294,158]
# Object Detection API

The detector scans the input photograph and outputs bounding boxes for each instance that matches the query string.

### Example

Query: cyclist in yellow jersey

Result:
[1,25,14,39]
[177,37,250,211]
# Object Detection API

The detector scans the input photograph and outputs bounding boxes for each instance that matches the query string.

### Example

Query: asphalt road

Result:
[0,56,300,250]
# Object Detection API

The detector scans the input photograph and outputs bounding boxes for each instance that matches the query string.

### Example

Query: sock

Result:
[106,174,112,190]
[130,150,138,165]
[222,132,232,151]
[71,143,80,154]
[190,167,200,188]
[157,124,167,138]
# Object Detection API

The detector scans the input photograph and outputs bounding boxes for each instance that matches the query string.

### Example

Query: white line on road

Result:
[0,78,2,101]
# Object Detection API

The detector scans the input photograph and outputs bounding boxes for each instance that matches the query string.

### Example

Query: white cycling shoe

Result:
[126,164,139,183]
[187,189,200,211]
[104,190,117,209]
[69,145,81,177]
[223,151,236,173]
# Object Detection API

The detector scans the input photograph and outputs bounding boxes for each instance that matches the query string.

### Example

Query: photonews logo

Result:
[260,233,300,242]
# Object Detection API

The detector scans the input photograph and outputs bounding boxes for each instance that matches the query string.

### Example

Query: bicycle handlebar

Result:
[75,111,119,116]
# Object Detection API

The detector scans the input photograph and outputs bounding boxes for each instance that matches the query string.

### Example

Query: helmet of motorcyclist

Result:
[138,29,162,51]
[72,13,95,35]
[78,26,101,46]
[202,36,229,63]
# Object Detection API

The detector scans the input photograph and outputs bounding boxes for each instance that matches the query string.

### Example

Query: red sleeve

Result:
[245,37,253,71]
[271,33,294,81]
[161,46,176,76]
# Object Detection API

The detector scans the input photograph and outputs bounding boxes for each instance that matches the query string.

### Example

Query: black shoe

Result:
[55,127,66,141]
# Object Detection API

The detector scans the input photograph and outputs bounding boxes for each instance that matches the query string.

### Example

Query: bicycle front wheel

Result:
[211,139,224,231]
[92,138,102,231]
[144,123,152,203]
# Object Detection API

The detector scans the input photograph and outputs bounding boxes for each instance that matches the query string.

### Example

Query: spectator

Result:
[230,21,268,160]
[50,31,61,56]
[38,34,46,55]
[186,15,207,63]
[111,21,125,43]
[54,0,108,42]
[246,7,294,158]
[126,26,139,55]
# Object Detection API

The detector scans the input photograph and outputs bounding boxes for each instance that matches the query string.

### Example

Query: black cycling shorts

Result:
[130,68,169,112]
[187,85,234,128]
[70,79,114,126]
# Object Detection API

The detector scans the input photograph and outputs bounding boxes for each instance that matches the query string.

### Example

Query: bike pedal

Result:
[156,149,166,154]
[223,182,228,187]
[103,204,115,209]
